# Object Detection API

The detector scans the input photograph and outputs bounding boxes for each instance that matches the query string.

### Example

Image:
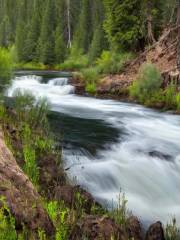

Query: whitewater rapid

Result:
[7,73,180,226]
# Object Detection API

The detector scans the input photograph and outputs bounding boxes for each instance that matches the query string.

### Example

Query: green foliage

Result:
[85,83,97,94]
[13,91,49,130]
[103,0,144,50]
[81,67,100,94]
[176,92,180,110]
[0,48,12,93]
[96,50,133,74]
[109,193,128,227]
[22,124,39,186]
[39,0,55,65]
[165,218,180,240]
[0,197,17,240]
[164,84,176,109]
[46,201,69,240]
[130,63,162,103]
[59,47,89,70]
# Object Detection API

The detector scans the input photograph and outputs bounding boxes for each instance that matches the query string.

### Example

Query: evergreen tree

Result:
[74,0,93,53]
[54,26,66,63]
[39,0,55,65]
[15,0,28,62]
[0,16,10,47]
[103,0,144,50]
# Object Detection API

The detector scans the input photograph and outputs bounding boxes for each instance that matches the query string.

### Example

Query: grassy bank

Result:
[0,92,134,239]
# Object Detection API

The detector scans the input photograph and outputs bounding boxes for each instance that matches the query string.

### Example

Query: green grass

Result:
[0,48,12,93]
[13,62,46,70]
[0,197,17,240]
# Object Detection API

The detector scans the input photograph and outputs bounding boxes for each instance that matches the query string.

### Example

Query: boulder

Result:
[69,215,126,240]
[146,221,165,240]
[127,216,143,240]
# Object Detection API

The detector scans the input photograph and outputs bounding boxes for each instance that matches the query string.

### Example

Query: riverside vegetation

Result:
[1,0,180,239]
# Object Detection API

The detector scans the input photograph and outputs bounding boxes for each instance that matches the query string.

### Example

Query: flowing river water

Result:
[7,71,180,227]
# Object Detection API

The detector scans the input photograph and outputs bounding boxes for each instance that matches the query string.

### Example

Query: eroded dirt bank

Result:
[0,115,168,239]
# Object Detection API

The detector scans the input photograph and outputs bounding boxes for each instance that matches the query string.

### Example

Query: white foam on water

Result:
[7,74,180,226]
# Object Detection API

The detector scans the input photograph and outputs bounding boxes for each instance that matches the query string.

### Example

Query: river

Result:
[7,70,180,227]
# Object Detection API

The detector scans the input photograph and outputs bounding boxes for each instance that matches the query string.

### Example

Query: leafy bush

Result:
[85,83,97,94]
[164,84,176,109]
[81,67,100,94]
[176,92,180,110]
[96,50,133,74]
[130,63,162,103]
[59,47,88,70]
[0,48,12,92]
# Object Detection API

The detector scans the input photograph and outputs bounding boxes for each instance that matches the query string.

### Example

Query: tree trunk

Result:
[67,0,72,48]
[147,0,156,45]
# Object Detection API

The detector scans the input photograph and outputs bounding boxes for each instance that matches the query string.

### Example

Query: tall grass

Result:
[0,197,17,240]
[0,48,12,93]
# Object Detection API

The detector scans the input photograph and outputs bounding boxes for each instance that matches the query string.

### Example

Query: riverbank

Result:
[0,89,174,239]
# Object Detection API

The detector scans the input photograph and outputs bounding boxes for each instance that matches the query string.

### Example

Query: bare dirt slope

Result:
[98,26,179,93]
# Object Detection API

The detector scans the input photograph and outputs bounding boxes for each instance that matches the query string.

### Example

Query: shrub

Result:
[81,67,100,94]
[164,84,176,109]
[96,50,133,74]
[59,47,88,70]
[130,63,162,103]
[176,92,180,110]
[144,89,165,107]
[85,83,97,94]
[81,67,100,83]
[0,48,12,93]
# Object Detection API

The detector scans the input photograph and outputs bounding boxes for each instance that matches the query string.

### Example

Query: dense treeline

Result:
[0,0,178,65]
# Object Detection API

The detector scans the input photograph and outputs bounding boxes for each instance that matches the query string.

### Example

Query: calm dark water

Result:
[8,70,180,226]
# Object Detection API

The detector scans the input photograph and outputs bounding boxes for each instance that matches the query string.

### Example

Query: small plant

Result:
[109,193,129,228]
[38,229,47,240]
[0,48,12,93]
[165,217,180,240]
[130,62,162,103]
[22,124,39,186]
[85,82,97,94]
[164,84,176,109]
[96,50,133,74]
[59,47,89,71]
[176,92,180,110]
[0,197,17,240]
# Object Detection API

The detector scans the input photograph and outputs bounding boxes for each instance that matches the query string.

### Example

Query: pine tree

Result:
[25,1,41,61]
[54,26,66,63]
[15,0,28,62]
[74,0,93,53]
[39,0,55,65]
[103,0,144,50]
[0,16,10,47]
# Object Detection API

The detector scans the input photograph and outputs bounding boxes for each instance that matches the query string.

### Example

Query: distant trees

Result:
[0,0,178,65]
